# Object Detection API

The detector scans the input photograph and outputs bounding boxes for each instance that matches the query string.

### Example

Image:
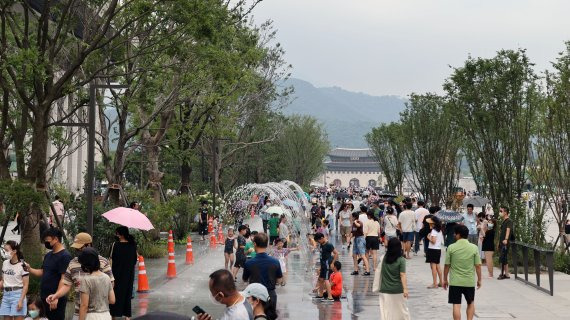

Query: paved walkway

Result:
[133,229,570,319]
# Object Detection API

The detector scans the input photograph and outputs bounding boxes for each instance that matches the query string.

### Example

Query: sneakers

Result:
[342,245,346,250]
[319,298,334,304]
[350,271,359,275]
[363,272,371,276]
[497,275,511,280]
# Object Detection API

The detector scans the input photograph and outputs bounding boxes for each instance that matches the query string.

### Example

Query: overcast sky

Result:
[252,0,570,97]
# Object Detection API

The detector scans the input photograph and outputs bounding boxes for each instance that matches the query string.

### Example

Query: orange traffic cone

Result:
[166,246,177,278]
[167,230,174,252]
[137,256,150,292]
[185,236,194,265]
[217,224,224,244]
[137,293,149,315]
[210,230,217,249]
[208,217,213,233]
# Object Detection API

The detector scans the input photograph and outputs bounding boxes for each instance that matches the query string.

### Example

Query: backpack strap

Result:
[243,298,254,320]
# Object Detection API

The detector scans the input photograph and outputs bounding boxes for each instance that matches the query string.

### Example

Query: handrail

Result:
[511,241,555,296]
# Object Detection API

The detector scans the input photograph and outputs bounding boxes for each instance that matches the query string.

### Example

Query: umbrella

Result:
[336,191,349,199]
[282,199,299,208]
[232,200,249,211]
[462,196,489,208]
[266,206,285,215]
[134,312,190,320]
[378,191,397,198]
[102,207,154,231]
[435,210,465,224]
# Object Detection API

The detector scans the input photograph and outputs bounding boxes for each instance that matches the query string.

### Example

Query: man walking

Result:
[50,195,65,227]
[498,206,513,280]
[443,225,482,320]
[243,232,282,319]
[462,204,478,245]
[398,202,416,259]
[414,201,429,254]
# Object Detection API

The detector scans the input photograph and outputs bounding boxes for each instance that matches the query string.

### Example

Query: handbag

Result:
[372,255,385,292]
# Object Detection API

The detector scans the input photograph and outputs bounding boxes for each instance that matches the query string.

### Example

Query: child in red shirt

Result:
[329,261,343,300]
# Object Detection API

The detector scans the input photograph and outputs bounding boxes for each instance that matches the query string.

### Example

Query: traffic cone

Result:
[167,230,174,252]
[217,224,224,244]
[138,293,149,315]
[185,236,194,265]
[137,256,150,292]
[167,246,177,278]
[208,217,213,233]
[210,230,217,249]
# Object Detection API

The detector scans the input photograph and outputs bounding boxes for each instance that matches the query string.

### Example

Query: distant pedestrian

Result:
[199,201,209,240]
[25,228,72,320]
[339,204,352,249]
[278,216,290,247]
[497,206,513,280]
[268,214,280,245]
[414,201,429,255]
[364,211,381,271]
[109,226,138,319]
[376,237,410,320]
[383,207,399,246]
[481,214,496,278]
[425,217,444,289]
[0,241,29,320]
[50,196,65,227]
[443,225,482,320]
[398,202,416,259]
[462,204,478,245]
[313,232,339,303]
[243,233,283,319]
[351,212,370,276]
[78,248,115,320]
[224,228,236,270]
[260,198,271,234]
[232,226,248,281]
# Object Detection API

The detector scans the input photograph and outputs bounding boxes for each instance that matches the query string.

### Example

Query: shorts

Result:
[353,236,366,255]
[234,255,246,268]
[499,244,509,264]
[224,249,234,254]
[365,236,380,250]
[0,289,27,316]
[448,286,475,305]
[340,226,351,236]
[402,232,414,242]
[319,262,331,280]
[425,248,441,264]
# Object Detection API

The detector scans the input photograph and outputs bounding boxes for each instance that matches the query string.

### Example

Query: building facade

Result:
[315,148,383,188]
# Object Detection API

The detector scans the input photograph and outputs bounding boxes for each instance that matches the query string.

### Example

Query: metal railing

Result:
[511,241,555,296]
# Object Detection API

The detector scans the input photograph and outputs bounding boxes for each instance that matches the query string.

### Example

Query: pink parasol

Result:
[102,207,154,231]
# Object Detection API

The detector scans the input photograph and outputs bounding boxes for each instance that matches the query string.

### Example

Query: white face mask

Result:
[209,292,224,306]
[488,223,494,229]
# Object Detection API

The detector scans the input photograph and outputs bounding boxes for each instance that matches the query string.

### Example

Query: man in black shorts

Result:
[498,206,513,280]
[443,225,482,320]
[313,232,338,303]
[231,225,248,280]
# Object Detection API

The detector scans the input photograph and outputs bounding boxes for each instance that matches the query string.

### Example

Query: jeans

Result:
[414,231,422,253]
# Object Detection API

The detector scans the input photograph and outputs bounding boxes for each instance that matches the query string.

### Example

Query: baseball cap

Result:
[242,283,270,302]
[71,232,93,249]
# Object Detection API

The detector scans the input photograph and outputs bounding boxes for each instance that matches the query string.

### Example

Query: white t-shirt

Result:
[220,296,250,320]
[2,259,29,287]
[398,210,416,232]
[358,213,369,225]
[384,215,399,237]
[415,208,429,232]
[340,210,352,227]
[428,229,444,250]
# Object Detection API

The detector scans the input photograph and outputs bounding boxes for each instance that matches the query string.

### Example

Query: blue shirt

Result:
[40,249,73,298]
[242,253,282,291]
[462,213,478,235]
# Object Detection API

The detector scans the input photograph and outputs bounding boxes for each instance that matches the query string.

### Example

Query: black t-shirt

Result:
[236,235,246,258]
[320,242,334,265]
[500,218,514,242]
[352,221,364,237]
[200,207,208,222]
[311,205,321,218]
[40,249,73,298]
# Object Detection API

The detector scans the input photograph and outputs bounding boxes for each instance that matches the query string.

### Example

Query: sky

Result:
[252,0,570,97]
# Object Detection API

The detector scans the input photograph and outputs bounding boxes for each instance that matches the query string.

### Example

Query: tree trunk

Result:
[19,206,44,293]
[27,107,50,189]
[179,161,192,195]
[0,90,11,180]
[145,138,163,202]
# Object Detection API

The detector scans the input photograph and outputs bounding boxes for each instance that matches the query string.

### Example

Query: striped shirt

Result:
[62,255,114,315]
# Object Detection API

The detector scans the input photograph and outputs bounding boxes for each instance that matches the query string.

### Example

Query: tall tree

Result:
[366,123,407,194]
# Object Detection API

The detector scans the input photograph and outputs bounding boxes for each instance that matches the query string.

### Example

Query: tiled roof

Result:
[328,148,374,158]
[325,162,380,172]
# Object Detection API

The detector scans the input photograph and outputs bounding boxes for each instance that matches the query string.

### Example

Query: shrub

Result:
[554,251,570,274]
[137,239,167,259]
[66,200,116,256]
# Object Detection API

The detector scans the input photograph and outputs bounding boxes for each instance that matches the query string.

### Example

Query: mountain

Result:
[280,78,407,148]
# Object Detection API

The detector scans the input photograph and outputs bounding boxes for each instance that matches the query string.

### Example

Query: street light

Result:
[58,83,127,235]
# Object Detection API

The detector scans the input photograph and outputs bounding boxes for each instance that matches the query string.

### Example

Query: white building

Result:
[315,148,383,188]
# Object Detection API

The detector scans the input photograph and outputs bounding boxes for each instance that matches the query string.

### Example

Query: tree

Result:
[400,93,462,206]
[444,49,540,210]
[366,122,407,194]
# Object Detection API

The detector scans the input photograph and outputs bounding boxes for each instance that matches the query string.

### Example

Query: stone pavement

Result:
[133,229,570,319]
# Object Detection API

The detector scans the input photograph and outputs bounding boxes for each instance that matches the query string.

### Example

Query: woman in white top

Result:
[0,241,29,320]
[425,217,444,289]
[339,203,353,249]
[383,207,399,247]
[364,211,382,271]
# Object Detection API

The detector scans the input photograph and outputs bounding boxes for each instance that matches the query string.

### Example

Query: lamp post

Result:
[58,83,127,235]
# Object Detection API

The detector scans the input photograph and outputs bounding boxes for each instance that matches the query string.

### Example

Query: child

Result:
[0,240,29,320]
[245,231,258,260]
[321,220,330,238]
[24,297,47,320]
[329,261,343,300]
[212,216,219,232]
[224,228,236,270]
[78,248,115,320]
[269,238,298,286]
[313,232,339,303]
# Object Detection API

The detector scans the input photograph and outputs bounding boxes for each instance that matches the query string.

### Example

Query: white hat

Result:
[242,283,270,302]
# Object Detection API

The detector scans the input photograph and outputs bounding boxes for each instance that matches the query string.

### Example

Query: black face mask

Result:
[44,241,53,250]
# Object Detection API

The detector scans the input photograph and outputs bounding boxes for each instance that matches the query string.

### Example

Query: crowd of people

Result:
[0,227,138,320]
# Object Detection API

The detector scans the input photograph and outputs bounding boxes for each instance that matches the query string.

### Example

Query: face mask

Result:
[28,310,39,318]
[209,292,224,306]
[488,223,494,229]
[44,241,53,250]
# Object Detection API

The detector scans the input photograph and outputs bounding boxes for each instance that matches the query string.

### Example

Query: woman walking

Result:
[364,211,381,272]
[383,207,399,246]
[376,238,410,320]
[482,214,496,278]
[339,203,352,249]
[0,241,29,320]
[351,211,370,276]
[109,227,138,320]
[78,248,115,320]
[426,217,444,289]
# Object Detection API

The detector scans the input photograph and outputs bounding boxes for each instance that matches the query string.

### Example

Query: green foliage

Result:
[0,180,48,221]
[366,122,407,193]
[66,200,116,256]
[156,196,198,240]
[554,251,570,274]
[135,238,167,259]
